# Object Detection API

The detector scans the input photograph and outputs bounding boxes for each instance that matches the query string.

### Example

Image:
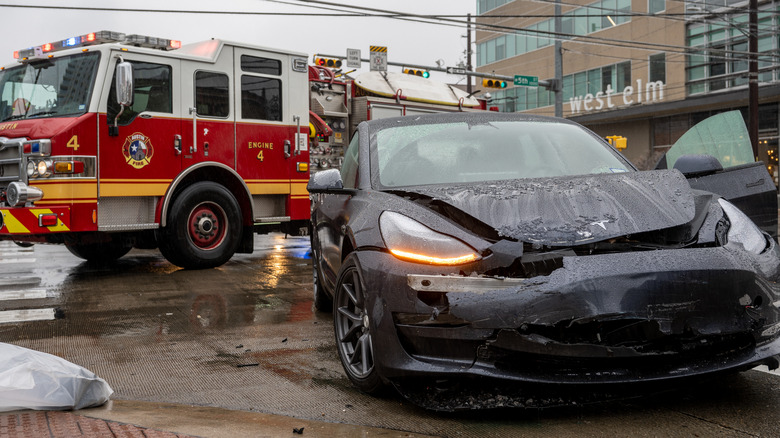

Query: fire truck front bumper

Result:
[0,206,71,236]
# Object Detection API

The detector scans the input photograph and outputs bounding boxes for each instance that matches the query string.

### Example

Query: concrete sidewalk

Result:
[1,400,436,438]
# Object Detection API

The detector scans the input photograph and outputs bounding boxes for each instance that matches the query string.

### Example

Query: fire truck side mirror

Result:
[115,61,134,107]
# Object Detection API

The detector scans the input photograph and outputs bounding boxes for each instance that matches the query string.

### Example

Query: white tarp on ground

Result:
[0,342,113,412]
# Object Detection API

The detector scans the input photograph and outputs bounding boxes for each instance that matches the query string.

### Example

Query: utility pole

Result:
[467,13,473,95]
[748,0,759,157]
[554,0,563,117]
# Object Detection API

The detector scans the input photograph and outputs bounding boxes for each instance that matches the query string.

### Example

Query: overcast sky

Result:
[0,0,476,81]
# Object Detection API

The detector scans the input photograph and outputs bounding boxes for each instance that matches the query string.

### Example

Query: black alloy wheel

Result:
[333,255,384,393]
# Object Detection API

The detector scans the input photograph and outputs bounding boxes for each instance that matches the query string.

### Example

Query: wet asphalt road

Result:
[2,234,780,437]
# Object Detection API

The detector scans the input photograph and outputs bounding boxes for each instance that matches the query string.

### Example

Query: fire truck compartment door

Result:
[370,104,403,120]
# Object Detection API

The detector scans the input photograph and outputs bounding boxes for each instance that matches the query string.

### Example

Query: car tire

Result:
[312,258,332,312]
[66,238,132,262]
[333,254,384,394]
[158,182,241,270]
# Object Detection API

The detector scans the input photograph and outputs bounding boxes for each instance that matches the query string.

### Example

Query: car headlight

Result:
[718,199,767,254]
[379,211,481,265]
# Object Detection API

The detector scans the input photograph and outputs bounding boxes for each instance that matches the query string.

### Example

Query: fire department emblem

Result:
[122,132,154,169]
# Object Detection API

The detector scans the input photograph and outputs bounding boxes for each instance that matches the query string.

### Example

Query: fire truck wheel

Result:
[159,182,241,269]
[65,239,132,262]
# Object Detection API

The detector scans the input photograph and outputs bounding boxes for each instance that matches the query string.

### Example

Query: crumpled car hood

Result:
[402,169,696,245]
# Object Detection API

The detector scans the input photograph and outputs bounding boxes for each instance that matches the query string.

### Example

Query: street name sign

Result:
[514,75,539,87]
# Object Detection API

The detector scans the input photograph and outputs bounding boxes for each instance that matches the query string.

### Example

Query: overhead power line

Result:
[1,1,775,62]
[283,0,778,61]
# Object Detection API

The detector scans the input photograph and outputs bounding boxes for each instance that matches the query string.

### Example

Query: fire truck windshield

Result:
[0,52,100,123]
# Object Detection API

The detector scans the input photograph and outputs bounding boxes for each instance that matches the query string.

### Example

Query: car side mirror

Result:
[307,168,354,194]
[673,154,723,177]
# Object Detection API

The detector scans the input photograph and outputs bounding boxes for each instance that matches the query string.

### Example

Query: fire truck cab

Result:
[0,31,311,269]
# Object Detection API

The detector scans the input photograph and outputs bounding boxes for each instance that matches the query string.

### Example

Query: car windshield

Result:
[375,120,632,188]
[0,52,100,122]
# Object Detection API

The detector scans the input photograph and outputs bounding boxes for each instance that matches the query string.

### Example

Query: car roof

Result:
[362,111,581,131]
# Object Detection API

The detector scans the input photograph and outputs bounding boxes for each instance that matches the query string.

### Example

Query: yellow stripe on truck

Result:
[34,180,97,200]
[246,182,290,195]
[0,210,30,234]
[291,182,309,196]
[30,209,70,232]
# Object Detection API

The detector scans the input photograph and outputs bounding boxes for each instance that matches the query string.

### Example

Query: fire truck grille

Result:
[0,137,25,189]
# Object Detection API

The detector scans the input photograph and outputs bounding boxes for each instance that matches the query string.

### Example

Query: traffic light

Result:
[482,79,507,88]
[315,57,342,68]
[404,68,430,78]
[605,135,627,149]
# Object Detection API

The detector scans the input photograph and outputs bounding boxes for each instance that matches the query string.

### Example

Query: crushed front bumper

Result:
[355,242,780,386]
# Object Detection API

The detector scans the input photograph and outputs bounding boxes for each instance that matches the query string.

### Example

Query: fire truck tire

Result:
[65,239,132,262]
[158,182,241,270]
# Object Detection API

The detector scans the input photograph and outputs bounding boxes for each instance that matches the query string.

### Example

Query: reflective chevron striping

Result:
[0,209,31,233]
[0,207,70,234]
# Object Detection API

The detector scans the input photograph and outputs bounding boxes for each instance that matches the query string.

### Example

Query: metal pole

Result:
[313,53,551,88]
[748,0,759,157]
[554,0,563,117]
[467,13,473,95]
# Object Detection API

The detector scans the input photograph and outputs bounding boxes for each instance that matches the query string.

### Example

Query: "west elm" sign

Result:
[569,80,665,114]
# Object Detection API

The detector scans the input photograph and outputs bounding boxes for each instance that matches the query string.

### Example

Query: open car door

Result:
[656,110,777,238]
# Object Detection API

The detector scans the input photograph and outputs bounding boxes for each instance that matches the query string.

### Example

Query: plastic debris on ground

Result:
[0,342,113,412]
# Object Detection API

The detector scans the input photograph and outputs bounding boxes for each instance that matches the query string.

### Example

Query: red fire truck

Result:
[0,32,483,269]
[0,31,311,269]
[307,64,484,173]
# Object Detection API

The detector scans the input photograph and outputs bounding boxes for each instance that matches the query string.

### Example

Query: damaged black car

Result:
[307,111,780,408]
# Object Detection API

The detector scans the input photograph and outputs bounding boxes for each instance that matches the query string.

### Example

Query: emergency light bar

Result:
[14,31,181,61]
[124,34,182,50]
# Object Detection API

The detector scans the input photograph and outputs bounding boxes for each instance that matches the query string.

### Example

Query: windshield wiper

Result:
[0,114,27,122]
[28,111,58,118]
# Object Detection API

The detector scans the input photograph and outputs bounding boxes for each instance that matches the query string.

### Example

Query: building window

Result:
[495,36,506,60]
[601,65,614,91]
[616,61,631,90]
[685,3,780,95]
[649,53,666,83]
[648,0,665,14]
[477,0,632,66]
[730,40,748,87]
[477,0,512,14]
